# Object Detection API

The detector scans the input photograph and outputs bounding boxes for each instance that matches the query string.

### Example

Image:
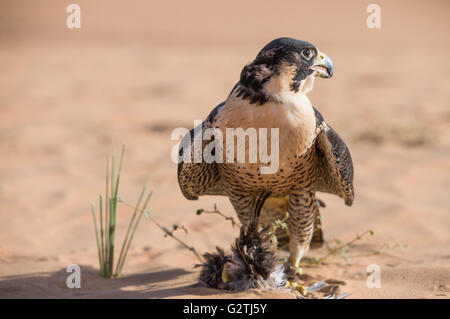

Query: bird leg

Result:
[229,192,272,227]
[287,190,317,268]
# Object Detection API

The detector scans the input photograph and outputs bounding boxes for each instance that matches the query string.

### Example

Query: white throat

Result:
[264,73,316,106]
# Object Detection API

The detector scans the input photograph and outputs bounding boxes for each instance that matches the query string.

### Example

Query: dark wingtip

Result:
[184,193,199,201]
[345,198,353,206]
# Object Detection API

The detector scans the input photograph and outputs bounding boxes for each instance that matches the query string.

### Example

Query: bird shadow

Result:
[0,265,226,298]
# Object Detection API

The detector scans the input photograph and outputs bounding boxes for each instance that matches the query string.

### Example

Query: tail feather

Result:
[310,209,324,248]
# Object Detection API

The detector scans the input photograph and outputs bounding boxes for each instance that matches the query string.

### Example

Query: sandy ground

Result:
[0,0,449,298]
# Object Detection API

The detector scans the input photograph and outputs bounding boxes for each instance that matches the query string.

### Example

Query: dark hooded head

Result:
[236,37,334,105]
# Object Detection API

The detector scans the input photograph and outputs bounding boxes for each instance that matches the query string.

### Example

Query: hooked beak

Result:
[310,51,334,78]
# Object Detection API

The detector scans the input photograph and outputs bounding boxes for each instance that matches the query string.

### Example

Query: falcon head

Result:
[237,37,334,105]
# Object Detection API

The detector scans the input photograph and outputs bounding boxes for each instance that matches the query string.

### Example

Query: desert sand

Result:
[0,0,449,298]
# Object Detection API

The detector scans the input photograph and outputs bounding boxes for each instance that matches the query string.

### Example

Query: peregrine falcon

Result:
[178,37,354,268]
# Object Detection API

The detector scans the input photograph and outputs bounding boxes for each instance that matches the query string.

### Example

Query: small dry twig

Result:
[313,229,374,264]
[119,199,203,263]
[196,204,239,228]
[266,212,289,249]
[348,242,408,259]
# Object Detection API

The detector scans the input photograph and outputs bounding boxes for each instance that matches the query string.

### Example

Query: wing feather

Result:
[177,103,226,200]
[314,108,354,206]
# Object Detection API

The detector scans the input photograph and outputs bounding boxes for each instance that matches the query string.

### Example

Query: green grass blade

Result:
[108,153,117,277]
[111,154,116,198]
[116,190,152,276]
[91,204,103,272]
[108,196,115,277]
[99,195,105,276]
[109,145,125,275]
[108,146,125,277]
[115,186,146,277]
[114,145,125,199]
[104,156,110,276]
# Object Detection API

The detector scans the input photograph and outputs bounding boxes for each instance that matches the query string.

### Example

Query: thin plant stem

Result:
[315,229,373,264]
[198,205,239,228]
[150,215,203,263]
[119,199,203,263]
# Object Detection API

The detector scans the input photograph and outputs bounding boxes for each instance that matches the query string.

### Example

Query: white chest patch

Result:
[215,89,318,166]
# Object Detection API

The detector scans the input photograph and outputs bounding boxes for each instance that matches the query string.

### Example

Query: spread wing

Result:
[314,108,354,206]
[177,102,226,200]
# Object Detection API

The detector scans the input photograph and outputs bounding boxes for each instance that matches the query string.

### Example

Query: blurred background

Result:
[0,0,448,298]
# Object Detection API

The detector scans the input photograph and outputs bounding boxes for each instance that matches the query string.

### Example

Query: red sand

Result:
[0,0,449,298]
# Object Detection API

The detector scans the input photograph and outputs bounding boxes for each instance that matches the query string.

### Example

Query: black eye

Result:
[301,48,314,60]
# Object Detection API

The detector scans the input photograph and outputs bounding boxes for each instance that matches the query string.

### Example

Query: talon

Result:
[298,285,308,296]
[286,281,308,296]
